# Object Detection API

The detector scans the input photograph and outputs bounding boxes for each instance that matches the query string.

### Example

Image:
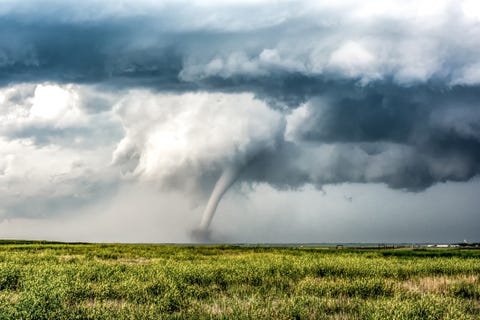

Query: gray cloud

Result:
[2,1,480,89]
[260,85,480,190]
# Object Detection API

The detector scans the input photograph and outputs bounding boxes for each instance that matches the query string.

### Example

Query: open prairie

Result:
[0,242,479,319]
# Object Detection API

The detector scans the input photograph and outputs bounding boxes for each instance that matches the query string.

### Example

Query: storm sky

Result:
[1,0,479,243]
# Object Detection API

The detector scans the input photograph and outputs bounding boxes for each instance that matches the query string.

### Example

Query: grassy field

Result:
[0,242,479,319]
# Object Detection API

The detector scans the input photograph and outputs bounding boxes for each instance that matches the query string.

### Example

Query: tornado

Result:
[191,165,240,242]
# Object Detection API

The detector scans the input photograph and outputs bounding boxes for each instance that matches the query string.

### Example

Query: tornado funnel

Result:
[192,165,240,241]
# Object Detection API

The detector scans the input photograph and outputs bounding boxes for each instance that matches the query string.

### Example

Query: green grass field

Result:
[0,242,479,319]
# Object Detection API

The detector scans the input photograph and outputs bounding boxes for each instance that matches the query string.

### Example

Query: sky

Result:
[0,0,479,243]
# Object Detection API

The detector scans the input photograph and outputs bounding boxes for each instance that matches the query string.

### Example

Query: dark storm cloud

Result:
[292,84,480,149]
[2,0,480,193]
[244,140,479,191]
[237,83,480,191]
[0,16,185,86]
[2,1,479,89]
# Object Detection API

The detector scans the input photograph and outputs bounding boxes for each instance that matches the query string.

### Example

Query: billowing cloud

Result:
[112,91,284,191]
[1,0,480,89]
[0,83,120,219]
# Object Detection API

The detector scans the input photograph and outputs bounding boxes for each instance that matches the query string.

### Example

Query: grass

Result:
[0,242,479,319]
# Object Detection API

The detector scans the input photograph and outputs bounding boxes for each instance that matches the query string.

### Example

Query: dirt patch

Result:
[401,275,478,294]
[118,257,151,264]
[86,299,126,309]
[57,255,80,261]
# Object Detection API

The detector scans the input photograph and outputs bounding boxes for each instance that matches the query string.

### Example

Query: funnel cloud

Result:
[193,165,241,241]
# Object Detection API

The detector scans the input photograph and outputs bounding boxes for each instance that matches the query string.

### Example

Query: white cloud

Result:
[113,91,285,184]
[327,41,379,82]
[0,83,88,135]
[178,0,480,85]
[452,63,480,85]
[30,85,71,119]
[0,84,122,219]
[0,136,116,218]
[0,154,14,176]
